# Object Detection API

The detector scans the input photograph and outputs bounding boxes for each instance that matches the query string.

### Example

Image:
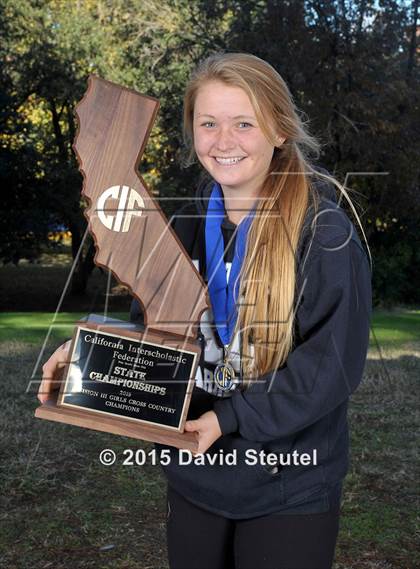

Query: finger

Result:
[184,420,199,432]
[38,382,53,404]
[41,360,64,391]
[38,368,55,403]
[38,372,61,404]
[38,343,71,403]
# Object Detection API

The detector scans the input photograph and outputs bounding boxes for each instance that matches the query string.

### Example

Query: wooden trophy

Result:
[35,76,209,452]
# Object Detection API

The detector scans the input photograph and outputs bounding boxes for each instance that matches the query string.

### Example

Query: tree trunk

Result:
[49,98,68,162]
[71,240,96,295]
[406,0,418,83]
[69,221,96,295]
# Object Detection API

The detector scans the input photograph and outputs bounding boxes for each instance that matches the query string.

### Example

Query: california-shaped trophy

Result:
[35,76,209,452]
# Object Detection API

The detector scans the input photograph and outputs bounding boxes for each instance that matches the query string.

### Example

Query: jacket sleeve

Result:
[213,234,372,442]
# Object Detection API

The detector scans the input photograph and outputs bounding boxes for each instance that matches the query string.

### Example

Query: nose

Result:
[214,127,236,152]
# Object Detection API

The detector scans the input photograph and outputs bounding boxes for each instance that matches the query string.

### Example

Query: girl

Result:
[40,52,372,569]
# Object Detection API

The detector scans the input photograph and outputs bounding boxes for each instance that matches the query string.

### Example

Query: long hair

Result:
[182,52,371,384]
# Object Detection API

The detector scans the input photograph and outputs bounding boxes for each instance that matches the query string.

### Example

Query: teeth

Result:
[215,157,244,165]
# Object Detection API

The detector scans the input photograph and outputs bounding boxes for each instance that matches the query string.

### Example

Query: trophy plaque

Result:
[35,76,209,452]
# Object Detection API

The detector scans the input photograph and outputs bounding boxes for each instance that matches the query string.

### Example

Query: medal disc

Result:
[214,361,236,391]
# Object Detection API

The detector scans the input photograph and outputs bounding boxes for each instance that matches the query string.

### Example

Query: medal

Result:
[214,346,239,392]
[214,361,236,391]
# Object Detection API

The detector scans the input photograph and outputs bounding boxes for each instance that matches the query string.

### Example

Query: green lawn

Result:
[0,308,418,568]
[369,308,420,347]
[0,312,129,344]
[0,308,418,346]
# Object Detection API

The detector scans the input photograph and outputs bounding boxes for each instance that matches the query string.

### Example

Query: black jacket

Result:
[130,173,372,519]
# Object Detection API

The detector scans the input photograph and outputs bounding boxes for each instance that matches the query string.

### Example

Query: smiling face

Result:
[193,81,284,200]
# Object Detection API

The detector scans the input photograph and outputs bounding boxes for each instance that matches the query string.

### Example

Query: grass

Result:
[0,312,129,344]
[0,341,167,569]
[0,310,418,568]
[0,252,418,567]
[0,307,418,347]
[336,359,418,568]
[369,309,420,347]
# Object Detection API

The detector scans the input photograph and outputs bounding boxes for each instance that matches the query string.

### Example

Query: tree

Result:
[1,0,418,303]
[0,0,128,291]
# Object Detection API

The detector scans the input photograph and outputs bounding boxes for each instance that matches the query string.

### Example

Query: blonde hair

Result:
[183,52,371,384]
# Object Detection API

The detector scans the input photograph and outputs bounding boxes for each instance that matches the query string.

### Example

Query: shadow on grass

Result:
[0,261,132,313]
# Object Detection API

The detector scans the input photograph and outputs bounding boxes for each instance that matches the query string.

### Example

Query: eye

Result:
[201,121,216,128]
[238,122,253,128]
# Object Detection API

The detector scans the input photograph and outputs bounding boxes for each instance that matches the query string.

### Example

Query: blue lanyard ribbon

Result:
[205,182,255,345]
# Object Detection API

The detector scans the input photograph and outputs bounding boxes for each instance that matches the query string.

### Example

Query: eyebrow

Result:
[196,114,256,120]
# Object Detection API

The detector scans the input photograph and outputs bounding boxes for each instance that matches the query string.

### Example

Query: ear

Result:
[275,135,286,147]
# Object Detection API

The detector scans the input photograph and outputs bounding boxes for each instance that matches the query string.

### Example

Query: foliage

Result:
[0,0,418,303]
[371,219,420,306]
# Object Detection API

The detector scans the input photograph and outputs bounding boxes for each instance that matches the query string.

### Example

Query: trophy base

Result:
[35,395,198,452]
[35,314,201,452]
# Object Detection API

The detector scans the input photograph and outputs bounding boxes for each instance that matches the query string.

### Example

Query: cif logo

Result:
[214,363,236,391]
[97,185,144,232]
